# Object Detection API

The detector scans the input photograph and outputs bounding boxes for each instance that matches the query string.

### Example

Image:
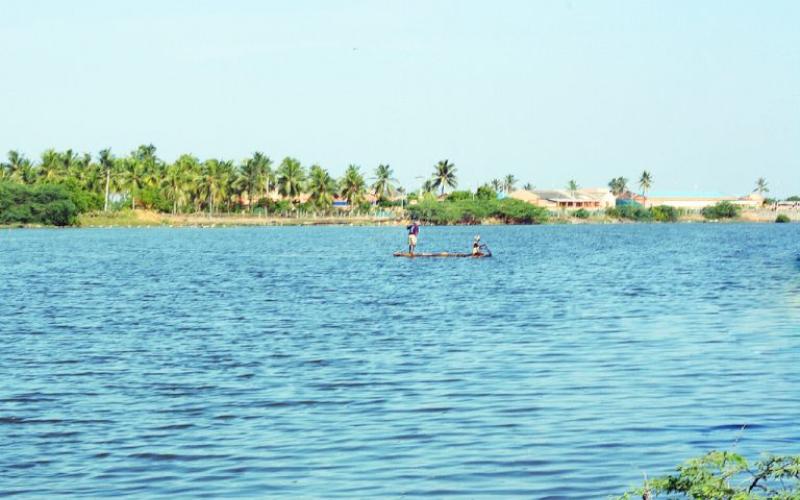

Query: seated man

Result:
[472,235,482,255]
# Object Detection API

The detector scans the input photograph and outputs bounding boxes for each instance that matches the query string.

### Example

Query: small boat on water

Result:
[393,251,491,258]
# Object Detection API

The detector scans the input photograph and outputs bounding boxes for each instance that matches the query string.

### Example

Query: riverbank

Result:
[1,208,796,229]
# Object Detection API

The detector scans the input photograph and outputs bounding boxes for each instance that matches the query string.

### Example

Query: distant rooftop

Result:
[646,191,731,199]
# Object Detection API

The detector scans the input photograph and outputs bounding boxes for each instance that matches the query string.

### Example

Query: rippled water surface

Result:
[2,224,799,498]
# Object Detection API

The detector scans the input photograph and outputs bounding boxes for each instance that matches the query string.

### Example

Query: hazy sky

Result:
[1,0,798,196]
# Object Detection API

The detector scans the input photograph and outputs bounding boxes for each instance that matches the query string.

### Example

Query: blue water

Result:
[1,224,799,498]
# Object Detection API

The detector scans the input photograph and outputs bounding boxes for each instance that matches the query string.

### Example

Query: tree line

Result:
[0,146,404,214]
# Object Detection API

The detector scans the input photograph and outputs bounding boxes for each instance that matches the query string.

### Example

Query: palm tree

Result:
[198,159,230,215]
[371,164,397,201]
[277,157,306,200]
[238,152,271,211]
[608,177,629,196]
[120,157,153,210]
[639,171,653,199]
[161,154,197,214]
[491,178,503,192]
[98,149,114,212]
[340,164,366,205]
[421,179,435,195]
[523,182,535,191]
[432,159,457,196]
[567,179,579,198]
[503,174,517,193]
[39,149,63,183]
[308,165,336,208]
[2,151,34,184]
[754,177,769,195]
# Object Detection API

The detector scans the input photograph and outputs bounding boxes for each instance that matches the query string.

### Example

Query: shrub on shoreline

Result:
[574,208,590,219]
[0,182,80,226]
[702,201,740,219]
[407,198,547,225]
[776,214,791,223]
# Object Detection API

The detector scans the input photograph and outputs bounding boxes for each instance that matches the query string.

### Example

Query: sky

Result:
[1,0,798,196]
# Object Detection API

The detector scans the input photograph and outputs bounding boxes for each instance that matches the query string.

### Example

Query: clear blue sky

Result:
[1,0,798,196]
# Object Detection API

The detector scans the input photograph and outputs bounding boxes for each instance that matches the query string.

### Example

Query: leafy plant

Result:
[776,214,791,223]
[574,208,590,219]
[651,205,679,222]
[702,201,741,219]
[617,450,800,499]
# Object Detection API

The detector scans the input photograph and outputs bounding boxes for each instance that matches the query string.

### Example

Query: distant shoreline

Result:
[1,209,795,229]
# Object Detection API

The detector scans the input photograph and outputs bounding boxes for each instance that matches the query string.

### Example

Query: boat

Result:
[393,251,491,258]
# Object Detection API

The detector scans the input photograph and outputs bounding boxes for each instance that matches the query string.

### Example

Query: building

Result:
[641,192,763,209]
[509,188,615,210]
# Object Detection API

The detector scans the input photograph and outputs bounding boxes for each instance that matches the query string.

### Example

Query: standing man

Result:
[406,219,419,254]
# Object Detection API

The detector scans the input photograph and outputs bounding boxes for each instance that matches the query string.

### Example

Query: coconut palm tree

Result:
[239,152,271,211]
[754,177,769,195]
[161,162,190,215]
[567,179,579,198]
[308,165,336,208]
[277,157,306,200]
[421,179,435,195]
[197,159,231,215]
[340,164,367,205]
[503,174,517,193]
[371,164,397,202]
[38,149,64,183]
[639,170,653,199]
[98,149,115,211]
[2,151,34,184]
[432,159,457,196]
[491,178,503,192]
[608,176,629,196]
[523,182,535,191]
[121,157,154,210]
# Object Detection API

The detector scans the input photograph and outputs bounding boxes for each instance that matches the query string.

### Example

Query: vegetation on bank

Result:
[1,147,797,227]
[407,191,548,225]
[618,450,800,499]
[605,204,681,222]
[775,214,791,223]
[702,201,741,220]
[0,182,99,226]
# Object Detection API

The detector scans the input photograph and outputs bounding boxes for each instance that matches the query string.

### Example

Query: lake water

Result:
[1,224,799,498]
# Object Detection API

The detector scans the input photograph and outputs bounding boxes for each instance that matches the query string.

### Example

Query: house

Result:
[509,188,615,210]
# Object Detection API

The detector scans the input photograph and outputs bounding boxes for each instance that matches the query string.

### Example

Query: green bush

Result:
[651,205,679,222]
[573,208,590,219]
[702,201,740,219]
[136,186,172,212]
[56,178,103,212]
[786,195,800,202]
[607,204,653,221]
[618,450,800,499]
[476,184,498,200]
[776,214,791,223]
[406,198,546,224]
[445,190,474,202]
[0,182,79,226]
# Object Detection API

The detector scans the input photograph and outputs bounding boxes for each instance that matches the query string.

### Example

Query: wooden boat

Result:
[393,251,491,258]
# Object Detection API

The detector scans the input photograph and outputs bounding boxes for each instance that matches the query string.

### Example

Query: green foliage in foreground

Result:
[605,205,680,222]
[702,201,741,219]
[618,450,800,499]
[407,198,548,224]
[775,214,791,223]
[0,182,81,226]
